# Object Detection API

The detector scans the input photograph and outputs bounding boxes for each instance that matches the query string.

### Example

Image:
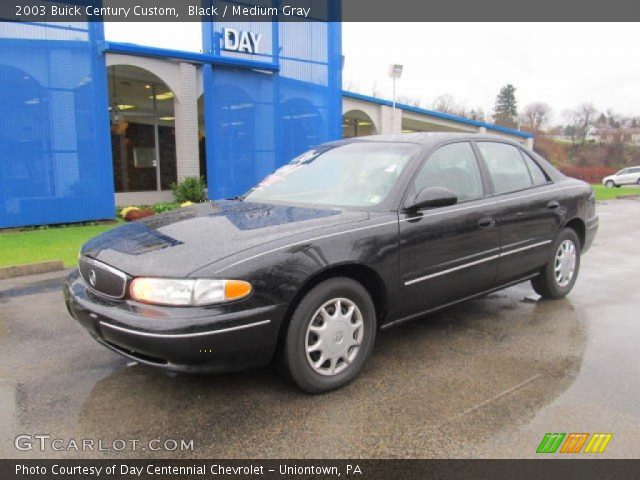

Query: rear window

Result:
[522,152,549,186]
[477,142,533,194]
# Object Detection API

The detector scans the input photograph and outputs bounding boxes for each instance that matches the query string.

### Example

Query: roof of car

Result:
[337,132,527,148]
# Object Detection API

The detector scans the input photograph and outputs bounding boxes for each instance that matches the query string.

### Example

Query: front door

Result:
[398,141,501,319]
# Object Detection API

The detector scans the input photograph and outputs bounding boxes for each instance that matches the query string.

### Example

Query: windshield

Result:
[243,142,420,208]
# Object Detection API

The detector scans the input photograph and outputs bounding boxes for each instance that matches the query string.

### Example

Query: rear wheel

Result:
[531,228,581,299]
[280,277,376,393]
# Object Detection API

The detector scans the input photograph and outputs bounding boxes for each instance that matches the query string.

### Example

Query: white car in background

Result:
[602,167,640,187]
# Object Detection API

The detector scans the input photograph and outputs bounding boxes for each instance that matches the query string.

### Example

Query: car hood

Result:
[81,200,368,277]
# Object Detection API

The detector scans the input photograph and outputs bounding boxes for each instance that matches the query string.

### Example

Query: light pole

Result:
[388,64,403,133]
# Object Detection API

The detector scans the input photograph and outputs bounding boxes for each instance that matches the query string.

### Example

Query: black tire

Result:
[605,180,614,188]
[531,228,581,299]
[280,277,376,393]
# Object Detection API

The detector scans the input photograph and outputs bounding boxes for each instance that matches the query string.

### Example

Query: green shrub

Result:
[171,176,207,203]
[153,202,180,214]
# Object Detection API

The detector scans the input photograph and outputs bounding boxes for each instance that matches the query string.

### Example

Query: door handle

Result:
[547,200,560,210]
[478,217,496,229]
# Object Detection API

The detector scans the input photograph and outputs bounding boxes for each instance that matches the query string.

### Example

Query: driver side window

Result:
[413,142,484,202]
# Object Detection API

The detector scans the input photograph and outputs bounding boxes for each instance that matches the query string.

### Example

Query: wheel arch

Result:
[275,263,388,353]
[563,217,586,249]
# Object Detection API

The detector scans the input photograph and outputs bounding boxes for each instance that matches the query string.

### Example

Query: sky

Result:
[105,22,640,123]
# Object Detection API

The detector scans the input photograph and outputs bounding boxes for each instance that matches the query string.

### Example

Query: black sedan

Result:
[64,133,598,393]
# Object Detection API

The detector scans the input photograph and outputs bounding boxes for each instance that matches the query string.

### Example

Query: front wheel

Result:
[280,277,376,393]
[531,228,581,299]
[605,180,615,188]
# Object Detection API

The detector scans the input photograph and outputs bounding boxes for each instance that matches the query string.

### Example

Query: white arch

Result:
[105,53,181,101]
[343,97,381,132]
[343,109,378,138]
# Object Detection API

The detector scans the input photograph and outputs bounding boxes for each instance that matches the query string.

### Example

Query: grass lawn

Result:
[0,221,123,268]
[591,184,640,201]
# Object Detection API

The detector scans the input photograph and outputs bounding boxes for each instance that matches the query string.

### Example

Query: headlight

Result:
[129,278,252,306]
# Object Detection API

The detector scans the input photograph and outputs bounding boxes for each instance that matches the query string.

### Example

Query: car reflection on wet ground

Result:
[1,200,639,459]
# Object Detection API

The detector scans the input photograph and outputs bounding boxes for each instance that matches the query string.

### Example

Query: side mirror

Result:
[405,186,458,210]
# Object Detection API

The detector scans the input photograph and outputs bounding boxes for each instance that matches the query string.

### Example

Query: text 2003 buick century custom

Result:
[64,133,598,393]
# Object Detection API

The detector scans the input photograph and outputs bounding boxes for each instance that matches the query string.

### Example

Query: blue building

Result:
[0,7,531,228]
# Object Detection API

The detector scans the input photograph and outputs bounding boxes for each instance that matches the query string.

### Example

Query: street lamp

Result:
[389,64,403,132]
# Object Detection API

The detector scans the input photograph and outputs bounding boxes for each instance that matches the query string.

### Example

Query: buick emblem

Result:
[89,269,97,287]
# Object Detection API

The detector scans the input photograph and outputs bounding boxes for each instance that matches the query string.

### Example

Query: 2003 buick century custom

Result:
[64,133,598,392]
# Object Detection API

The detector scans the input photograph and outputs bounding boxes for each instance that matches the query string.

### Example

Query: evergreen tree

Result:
[493,84,518,128]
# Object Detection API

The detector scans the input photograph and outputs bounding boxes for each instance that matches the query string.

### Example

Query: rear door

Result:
[627,167,640,184]
[475,141,559,285]
[616,168,633,185]
[398,141,501,319]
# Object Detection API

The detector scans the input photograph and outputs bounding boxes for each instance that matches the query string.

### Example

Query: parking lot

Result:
[1,200,639,459]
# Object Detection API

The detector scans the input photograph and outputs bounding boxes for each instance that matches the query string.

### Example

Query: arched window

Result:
[107,65,177,192]
[0,65,51,200]
[342,110,377,138]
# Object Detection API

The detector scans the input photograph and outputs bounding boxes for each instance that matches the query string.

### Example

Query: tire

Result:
[605,180,615,188]
[531,228,581,299]
[280,277,376,393]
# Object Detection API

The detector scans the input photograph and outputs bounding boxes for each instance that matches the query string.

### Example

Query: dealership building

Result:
[0,14,532,228]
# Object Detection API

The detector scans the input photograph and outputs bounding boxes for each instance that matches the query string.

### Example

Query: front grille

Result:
[78,257,127,299]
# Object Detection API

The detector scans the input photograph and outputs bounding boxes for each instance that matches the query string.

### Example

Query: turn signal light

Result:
[224,280,252,300]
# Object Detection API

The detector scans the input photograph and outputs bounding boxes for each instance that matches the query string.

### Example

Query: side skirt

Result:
[380,273,539,331]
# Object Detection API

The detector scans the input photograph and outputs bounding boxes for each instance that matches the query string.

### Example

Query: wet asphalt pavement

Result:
[1,200,639,459]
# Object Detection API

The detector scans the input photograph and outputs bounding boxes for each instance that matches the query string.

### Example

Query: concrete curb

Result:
[0,260,65,279]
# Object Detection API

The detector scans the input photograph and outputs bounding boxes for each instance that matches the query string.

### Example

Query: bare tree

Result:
[564,103,598,152]
[521,102,552,134]
[432,94,458,114]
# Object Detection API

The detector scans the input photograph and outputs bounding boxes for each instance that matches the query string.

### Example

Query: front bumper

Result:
[63,270,285,373]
